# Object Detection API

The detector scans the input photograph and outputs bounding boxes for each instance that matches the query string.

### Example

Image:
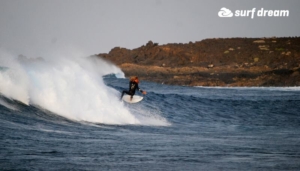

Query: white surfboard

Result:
[122,95,143,103]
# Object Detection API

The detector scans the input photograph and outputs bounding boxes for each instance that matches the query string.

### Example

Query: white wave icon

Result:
[218,7,233,17]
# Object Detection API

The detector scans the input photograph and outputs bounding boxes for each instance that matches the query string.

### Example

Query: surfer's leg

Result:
[120,91,126,100]
[130,92,135,101]
[120,90,130,100]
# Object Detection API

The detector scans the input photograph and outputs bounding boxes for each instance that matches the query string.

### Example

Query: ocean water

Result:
[1,54,300,170]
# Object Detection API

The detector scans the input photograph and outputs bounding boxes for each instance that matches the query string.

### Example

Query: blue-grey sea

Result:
[1,75,300,171]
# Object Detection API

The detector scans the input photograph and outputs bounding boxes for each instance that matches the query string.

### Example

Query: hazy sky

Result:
[0,0,299,57]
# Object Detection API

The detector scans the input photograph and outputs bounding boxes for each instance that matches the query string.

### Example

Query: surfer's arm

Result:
[136,84,147,95]
[141,90,147,94]
[136,83,142,92]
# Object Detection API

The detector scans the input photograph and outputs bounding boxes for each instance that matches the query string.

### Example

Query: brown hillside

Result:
[98,37,300,86]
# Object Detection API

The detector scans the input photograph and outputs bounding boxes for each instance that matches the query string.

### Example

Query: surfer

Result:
[120,76,147,101]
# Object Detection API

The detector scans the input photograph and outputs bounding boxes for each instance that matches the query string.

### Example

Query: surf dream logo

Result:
[218,7,289,19]
[218,7,234,17]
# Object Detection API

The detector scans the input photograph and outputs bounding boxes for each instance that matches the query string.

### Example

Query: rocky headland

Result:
[98,37,300,86]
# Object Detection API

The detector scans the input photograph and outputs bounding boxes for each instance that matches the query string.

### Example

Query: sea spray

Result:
[0,49,138,124]
[0,50,30,104]
[129,104,171,126]
[0,49,170,126]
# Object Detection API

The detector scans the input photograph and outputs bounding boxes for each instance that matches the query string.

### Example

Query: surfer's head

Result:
[135,78,139,83]
[130,76,139,83]
[130,76,136,82]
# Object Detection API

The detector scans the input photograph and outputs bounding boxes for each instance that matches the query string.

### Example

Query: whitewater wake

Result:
[0,49,169,126]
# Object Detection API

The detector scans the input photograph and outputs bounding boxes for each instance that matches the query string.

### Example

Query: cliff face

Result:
[98,37,300,86]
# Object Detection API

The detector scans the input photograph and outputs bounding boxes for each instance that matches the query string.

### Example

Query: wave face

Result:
[0,49,168,125]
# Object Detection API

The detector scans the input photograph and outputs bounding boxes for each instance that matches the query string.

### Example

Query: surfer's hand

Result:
[142,91,147,95]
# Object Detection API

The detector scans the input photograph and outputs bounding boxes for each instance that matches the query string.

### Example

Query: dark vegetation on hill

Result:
[98,37,300,86]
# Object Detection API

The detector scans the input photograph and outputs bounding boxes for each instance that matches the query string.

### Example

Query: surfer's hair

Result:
[130,76,138,82]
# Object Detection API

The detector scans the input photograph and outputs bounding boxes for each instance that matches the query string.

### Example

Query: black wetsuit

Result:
[121,81,143,99]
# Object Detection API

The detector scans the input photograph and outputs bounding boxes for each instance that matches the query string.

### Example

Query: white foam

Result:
[0,49,168,126]
[0,50,30,104]
[1,50,123,123]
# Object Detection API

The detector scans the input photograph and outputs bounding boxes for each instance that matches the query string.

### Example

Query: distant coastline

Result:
[98,37,300,87]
